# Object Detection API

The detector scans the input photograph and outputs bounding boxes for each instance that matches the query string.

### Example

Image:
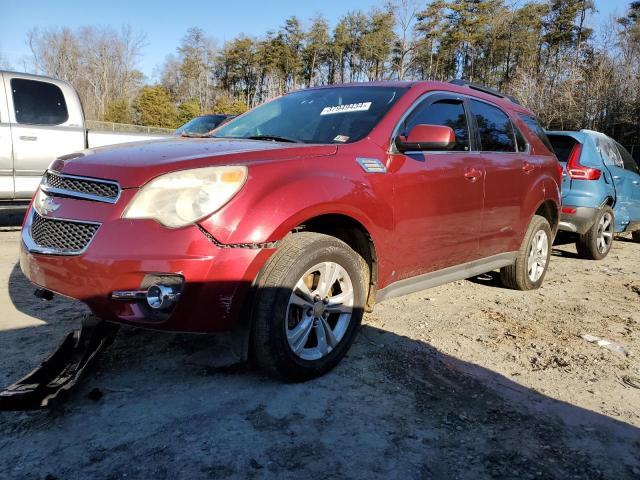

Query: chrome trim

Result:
[388,90,531,155]
[356,157,387,173]
[22,208,101,256]
[376,252,517,302]
[558,221,577,233]
[41,170,121,204]
[111,290,148,301]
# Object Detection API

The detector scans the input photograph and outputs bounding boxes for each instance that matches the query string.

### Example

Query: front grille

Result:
[44,171,119,202]
[30,211,100,253]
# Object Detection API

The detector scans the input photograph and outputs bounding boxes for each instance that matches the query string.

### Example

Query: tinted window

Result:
[404,99,470,151]
[514,125,528,152]
[469,100,516,152]
[519,114,553,152]
[548,134,580,163]
[615,141,639,174]
[214,86,407,144]
[175,115,228,136]
[591,133,623,168]
[11,79,69,125]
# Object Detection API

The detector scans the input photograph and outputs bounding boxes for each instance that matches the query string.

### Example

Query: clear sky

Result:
[0,0,632,80]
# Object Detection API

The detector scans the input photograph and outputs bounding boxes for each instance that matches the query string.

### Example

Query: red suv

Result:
[20,80,561,380]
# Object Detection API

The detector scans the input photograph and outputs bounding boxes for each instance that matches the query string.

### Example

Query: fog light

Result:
[146,284,180,310]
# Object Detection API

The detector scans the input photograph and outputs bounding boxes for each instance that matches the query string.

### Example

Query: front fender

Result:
[199,159,393,247]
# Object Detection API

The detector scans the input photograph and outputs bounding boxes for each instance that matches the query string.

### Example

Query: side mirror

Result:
[395,124,456,153]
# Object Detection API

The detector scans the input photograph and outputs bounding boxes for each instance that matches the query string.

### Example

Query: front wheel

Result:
[632,230,640,243]
[576,206,614,260]
[251,232,368,381]
[500,215,552,290]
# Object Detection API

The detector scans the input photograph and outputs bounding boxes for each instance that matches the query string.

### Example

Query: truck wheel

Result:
[575,206,614,260]
[500,215,552,291]
[632,230,640,243]
[251,232,368,381]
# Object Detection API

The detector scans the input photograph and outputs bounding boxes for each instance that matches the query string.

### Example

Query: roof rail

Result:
[448,79,520,105]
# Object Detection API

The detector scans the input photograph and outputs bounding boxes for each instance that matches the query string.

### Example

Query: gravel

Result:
[1,216,639,479]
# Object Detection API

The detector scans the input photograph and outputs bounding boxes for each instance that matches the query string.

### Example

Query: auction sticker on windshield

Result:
[320,102,372,115]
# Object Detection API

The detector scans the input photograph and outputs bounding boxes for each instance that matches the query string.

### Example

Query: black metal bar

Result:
[449,78,521,105]
[0,316,119,411]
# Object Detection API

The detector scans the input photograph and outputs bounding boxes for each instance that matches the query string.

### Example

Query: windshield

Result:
[175,115,228,135]
[212,86,408,144]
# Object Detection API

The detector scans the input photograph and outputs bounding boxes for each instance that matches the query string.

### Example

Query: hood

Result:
[56,138,337,188]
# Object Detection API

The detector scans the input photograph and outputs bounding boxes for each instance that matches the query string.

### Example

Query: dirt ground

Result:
[0,211,639,480]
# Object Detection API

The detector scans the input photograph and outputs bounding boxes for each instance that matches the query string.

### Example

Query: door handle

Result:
[464,168,482,182]
[522,161,535,174]
[19,135,37,141]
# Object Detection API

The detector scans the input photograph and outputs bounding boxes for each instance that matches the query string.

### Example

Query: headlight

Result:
[123,166,247,228]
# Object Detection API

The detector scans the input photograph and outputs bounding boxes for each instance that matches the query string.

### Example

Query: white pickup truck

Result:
[0,71,167,205]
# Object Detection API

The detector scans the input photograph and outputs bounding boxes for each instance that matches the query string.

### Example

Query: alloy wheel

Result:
[286,262,354,361]
[527,230,549,282]
[597,211,613,253]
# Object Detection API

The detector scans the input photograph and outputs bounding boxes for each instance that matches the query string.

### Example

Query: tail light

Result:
[566,144,601,180]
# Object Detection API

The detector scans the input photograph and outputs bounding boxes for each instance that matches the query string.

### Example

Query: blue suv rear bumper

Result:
[559,206,599,235]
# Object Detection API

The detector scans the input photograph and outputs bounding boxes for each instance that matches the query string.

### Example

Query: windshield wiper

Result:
[246,135,300,143]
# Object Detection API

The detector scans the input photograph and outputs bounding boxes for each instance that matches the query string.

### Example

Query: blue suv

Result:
[547,129,640,259]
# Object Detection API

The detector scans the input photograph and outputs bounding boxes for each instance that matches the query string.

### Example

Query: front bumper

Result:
[558,206,599,235]
[20,206,275,333]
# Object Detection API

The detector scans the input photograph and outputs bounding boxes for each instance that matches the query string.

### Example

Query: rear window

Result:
[547,134,580,163]
[469,100,516,152]
[11,78,69,125]
[519,114,553,153]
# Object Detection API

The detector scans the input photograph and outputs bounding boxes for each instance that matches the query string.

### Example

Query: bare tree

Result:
[389,0,419,80]
[28,25,145,120]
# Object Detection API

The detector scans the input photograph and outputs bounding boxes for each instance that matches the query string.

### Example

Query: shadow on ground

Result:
[1,264,639,479]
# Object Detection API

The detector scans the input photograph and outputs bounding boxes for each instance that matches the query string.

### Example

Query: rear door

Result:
[614,141,640,225]
[390,94,485,277]
[590,132,636,230]
[0,73,13,199]
[4,75,85,199]
[469,99,530,256]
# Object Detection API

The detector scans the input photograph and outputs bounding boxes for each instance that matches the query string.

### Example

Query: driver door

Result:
[390,95,485,280]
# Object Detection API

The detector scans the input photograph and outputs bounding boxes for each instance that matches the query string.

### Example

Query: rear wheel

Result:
[500,215,552,291]
[576,206,614,260]
[251,232,367,381]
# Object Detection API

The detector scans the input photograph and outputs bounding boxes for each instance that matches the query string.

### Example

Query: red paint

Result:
[401,124,455,148]
[20,81,561,333]
[562,207,577,214]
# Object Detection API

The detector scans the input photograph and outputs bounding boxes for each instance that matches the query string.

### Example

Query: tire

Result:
[500,215,552,291]
[632,230,640,243]
[575,206,614,260]
[251,232,368,381]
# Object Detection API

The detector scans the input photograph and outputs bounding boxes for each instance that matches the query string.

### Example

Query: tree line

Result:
[15,0,640,144]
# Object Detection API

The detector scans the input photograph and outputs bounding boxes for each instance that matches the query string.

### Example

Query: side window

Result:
[518,113,554,153]
[10,78,69,125]
[469,100,516,152]
[615,141,639,174]
[404,99,470,151]
[592,134,623,168]
[514,125,528,153]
